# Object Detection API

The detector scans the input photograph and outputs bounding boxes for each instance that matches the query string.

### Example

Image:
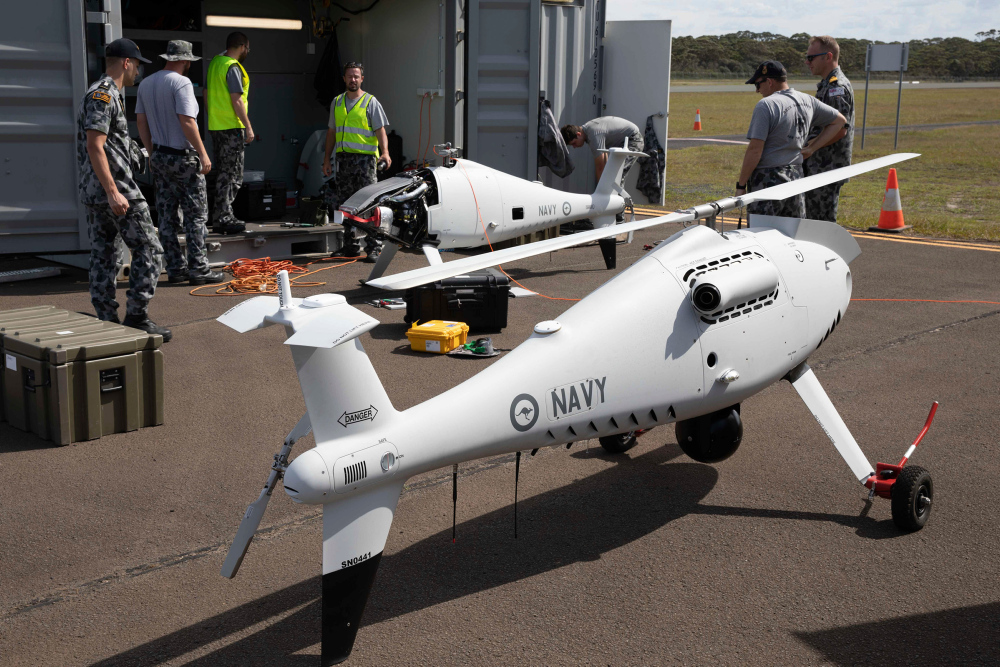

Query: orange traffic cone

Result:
[693,109,702,131]
[869,168,911,232]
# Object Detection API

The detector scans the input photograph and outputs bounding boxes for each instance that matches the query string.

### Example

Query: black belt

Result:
[154,145,194,156]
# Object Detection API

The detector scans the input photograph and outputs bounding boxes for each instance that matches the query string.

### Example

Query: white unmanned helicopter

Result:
[218,152,937,665]
[332,143,646,281]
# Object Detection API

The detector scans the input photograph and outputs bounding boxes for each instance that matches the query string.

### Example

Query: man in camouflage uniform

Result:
[136,40,224,286]
[321,154,379,257]
[735,61,846,220]
[323,62,392,262]
[78,38,171,342]
[802,35,855,222]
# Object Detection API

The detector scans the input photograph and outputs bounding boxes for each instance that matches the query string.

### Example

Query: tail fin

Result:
[321,481,403,664]
[217,274,396,445]
[593,140,649,199]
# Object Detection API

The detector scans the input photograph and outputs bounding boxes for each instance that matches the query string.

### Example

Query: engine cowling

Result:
[675,405,743,463]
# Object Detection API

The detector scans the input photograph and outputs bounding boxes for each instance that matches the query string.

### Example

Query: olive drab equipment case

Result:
[0,307,164,445]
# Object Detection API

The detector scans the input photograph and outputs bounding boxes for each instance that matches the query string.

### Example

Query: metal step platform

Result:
[41,216,347,274]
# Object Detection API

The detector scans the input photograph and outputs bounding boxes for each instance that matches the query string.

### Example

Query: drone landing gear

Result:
[599,429,645,454]
[598,238,617,270]
[785,362,938,532]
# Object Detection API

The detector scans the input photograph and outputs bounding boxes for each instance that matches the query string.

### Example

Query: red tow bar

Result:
[865,401,939,499]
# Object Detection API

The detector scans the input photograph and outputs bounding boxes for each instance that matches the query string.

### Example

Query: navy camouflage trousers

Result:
[322,152,381,252]
[151,151,210,278]
[803,182,843,222]
[747,165,805,219]
[209,128,245,226]
[87,201,163,321]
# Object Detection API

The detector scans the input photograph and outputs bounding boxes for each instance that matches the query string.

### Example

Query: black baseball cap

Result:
[105,38,151,63]
[745,60,787,84]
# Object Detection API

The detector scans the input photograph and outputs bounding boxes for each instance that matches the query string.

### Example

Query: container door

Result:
[602,20,671,205]
[464,0,541,180]
[0,1,120,253]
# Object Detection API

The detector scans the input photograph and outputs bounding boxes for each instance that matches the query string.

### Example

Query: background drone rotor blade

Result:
[367,153,918,291]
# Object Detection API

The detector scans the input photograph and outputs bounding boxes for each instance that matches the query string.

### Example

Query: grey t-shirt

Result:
[746,89,839,169]
[582,116,640,158]
[327,93,389,132]
[135,70,199,150]
[226,64,244,94]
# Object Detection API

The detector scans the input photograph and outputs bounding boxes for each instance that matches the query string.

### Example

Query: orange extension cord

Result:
[189,255,362,296]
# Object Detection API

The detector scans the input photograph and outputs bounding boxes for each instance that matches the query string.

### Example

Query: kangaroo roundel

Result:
[510,394,539,431]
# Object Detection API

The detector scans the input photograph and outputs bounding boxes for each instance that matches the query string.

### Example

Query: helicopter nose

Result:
[283,450,333,504]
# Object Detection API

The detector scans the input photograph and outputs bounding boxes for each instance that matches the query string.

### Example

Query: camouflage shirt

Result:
[76,74,144,205]
[804,66,854,173]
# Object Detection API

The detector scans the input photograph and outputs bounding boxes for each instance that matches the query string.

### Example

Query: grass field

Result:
[657,88,1000,241]
[669,87,1000,137]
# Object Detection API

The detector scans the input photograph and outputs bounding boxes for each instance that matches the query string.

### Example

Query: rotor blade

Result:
[367,153,918,291]
[367,210,686,290]
[285,412,313,445]
[220,472,279,579]
[220,413,311,579]
[741,152,919,205]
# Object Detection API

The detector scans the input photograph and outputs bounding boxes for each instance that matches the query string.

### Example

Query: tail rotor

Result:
[220,413,313,578]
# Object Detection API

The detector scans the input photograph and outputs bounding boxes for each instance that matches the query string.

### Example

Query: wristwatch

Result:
[736,182,746,189]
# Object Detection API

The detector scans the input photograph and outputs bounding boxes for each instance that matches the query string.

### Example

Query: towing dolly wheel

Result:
[891,466,933,532]
[599,432,637,454]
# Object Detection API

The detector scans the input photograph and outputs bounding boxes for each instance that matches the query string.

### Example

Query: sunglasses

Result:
[344,61,364,70]
[806,52,830,62]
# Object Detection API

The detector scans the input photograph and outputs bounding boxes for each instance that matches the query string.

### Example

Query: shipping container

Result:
[0,0,671,256]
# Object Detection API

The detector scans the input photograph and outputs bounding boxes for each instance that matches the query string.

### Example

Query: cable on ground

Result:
[189,255,361,296]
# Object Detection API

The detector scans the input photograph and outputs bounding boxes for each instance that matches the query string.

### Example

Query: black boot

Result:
[331,244,362,258]
[213,220,246,235]
[122,314,173,343]
[189,270,227,286]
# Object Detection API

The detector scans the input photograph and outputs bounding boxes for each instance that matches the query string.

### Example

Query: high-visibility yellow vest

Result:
[207,55,248,131]
[333,92,378,155]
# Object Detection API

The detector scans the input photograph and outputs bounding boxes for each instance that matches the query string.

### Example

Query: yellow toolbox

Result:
[405,320,469,354]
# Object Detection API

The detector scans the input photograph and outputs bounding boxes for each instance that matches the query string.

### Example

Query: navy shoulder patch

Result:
[828,87,845,97]
[91,91,112,104]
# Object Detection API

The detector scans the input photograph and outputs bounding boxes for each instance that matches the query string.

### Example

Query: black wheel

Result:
[891,466,933,532]
[599,431,637,454]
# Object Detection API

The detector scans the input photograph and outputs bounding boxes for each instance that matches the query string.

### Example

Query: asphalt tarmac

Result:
[1,220,998,666]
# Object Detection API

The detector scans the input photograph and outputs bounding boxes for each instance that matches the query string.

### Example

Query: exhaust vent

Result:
[344,461,367,486]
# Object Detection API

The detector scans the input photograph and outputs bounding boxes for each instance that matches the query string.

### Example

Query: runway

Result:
[1,218,998,665]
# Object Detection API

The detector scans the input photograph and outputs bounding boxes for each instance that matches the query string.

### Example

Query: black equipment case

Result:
[404,269,510,333]
[234,180,287,221]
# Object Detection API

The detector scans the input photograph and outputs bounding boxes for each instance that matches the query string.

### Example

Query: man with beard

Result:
[206,31,253,235]
[735,60,846,219]
[802,35,855,222]
[136,40,224,287]
[323,62,392,263]
[77,38,171,341]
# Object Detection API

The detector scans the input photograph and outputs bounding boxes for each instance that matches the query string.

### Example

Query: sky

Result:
[606,0,1000,41]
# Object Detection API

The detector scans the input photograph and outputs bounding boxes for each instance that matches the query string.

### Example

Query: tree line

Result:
[671,30,1000,79]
